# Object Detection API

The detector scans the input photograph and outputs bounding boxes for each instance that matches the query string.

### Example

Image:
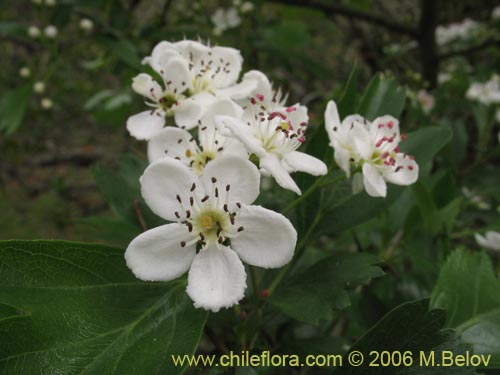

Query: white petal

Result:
[174,98,204,129]
[281,104,308,129]
[370,115,401,153]
[334,148,352,176]
[141,158,198,221]
[202,155,260,206]
[214,115,265,156]
[475,232,500,251]
[131,73,162,101]
[162,57,193,93]
[260,154,301,195]
[383,154,419,186]
[242,70,273,103]
[214,79,258,100]
[283,151,327,176]
[125,223,195,281]
[210,46,243,87]
[351,122,373,160]
[126,110,165,140]
[186,244,246,312]
[325,100,341,142]
[147,127,198,164]
[232,205,296,268]
[362,163,387,197]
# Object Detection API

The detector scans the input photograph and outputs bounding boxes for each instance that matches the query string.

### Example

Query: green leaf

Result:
[0,22,26,36]
[430,249,500,327]
[98,37,142,69]
[336,299,478,374]
[0,240,207,375]
[430,249,500,367]
[336,63,360,118]
[270,253,384,324]
[316,184,403,236]
[0,85,31,134]
[400,126,453,166]
[356,74,406,119]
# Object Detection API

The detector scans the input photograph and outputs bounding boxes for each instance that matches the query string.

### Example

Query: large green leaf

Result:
[430,249,500,327]
[269,253,384,324]
[400,126,453,166]
[356,74,406,119]
[431,248,500,367]
[0,85,31,134]
[336,299,478,374]
[0,240,207,375]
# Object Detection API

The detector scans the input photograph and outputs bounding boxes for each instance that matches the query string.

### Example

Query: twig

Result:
[438,38,500,60]
[133,198,148,232]
[268,0,418,37]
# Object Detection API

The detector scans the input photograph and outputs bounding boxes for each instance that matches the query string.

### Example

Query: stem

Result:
[249,265,260,297]
[268,210,323,295]
[133,198,148,231]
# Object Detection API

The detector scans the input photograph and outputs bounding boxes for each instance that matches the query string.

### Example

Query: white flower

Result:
[492,6,500,20]
[44,25,58,38]
[19,67,31,78]
[475,231,500,251]
[435,19,479,46]
[438,72,452,84]
[125,155,297,312]
[215,87,327,195]
[79,18,94,32]
[325,100,418,198]
[462,187,491,210]
[28,26,40,38]
[466,75,500,106]
[128,40,256,140]
[41,98,53,110]
[417,90,435,114]
[239,70,287,110]
[148,98,247,171]
[33,81,46,94]
[211,7,241,35]
[240,2,254,13]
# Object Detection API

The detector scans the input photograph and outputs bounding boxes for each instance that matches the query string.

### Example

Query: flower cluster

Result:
[466,74,500,106]
[125,40,419,311]
[435,19,480,46]
[325,101,418,197]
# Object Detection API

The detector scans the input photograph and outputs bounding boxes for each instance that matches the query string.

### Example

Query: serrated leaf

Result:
[0,240,207,375]
[356,74,406,119]
[430,249,500,327]
[0,85,31,134]
[270,253,384,324]
[336,299,477,374]
[431,249,500,367]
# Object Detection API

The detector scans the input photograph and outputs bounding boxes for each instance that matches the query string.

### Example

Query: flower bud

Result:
[33,81,46,94]
[41,98,53,110]
[28,26,41,38]
[79,18,94,32]
[44,25,58,38]
[19,67,31,78]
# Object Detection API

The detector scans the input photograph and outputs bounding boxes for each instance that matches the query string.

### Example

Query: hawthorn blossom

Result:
[325,100,418,198]
[215,91,327,195]
[125,155,296,312]
[466,75,500,106]
[148,98,247,171]
[127,40,256,140]
[417,90,435,114]
[435,19,479,46]
[475,231,500,251]
[44,25,58,38]
[211,7,241,35]
[28,26,40,38]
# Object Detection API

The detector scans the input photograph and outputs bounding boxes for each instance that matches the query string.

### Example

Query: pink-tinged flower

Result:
[125,155,297,312]
[127,40,256,140]
[325,100,418,198]
[214,79,327,195]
